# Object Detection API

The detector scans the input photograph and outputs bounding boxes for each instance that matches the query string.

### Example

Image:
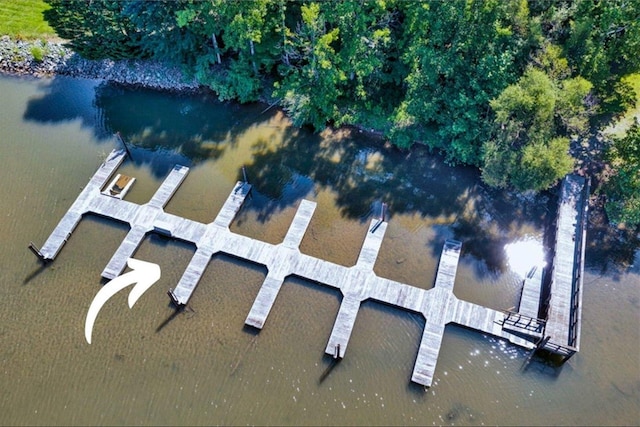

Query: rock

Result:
[0,36,200,91]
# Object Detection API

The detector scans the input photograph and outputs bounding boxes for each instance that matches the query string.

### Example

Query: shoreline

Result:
[1,37,636,246]
[0,36,200,91]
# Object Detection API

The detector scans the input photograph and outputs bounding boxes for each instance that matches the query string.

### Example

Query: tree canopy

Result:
[43,0,639,198]
[604,118,640,227]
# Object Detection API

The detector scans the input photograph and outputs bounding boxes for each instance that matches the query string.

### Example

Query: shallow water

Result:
[0,74,638,426]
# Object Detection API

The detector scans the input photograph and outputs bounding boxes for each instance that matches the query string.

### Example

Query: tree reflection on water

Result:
[23,76,639,274]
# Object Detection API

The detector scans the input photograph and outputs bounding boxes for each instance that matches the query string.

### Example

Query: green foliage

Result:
[482,65,584,191]
[30,45,44,62]
[512,137,574,191]
[565,0,640,115]
[556,76,593,134]
[390,0,533,164]
[38,0,636,212]
[604,119,640,227]
[126,1,204,66]
[44,0,143,59]
[274,2,345,129]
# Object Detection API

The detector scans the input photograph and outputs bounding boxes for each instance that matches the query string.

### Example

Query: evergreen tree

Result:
[274,2,345,129]
[44,0,143,60]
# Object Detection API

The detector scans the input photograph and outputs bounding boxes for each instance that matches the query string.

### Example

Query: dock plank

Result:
[245,275,286,329]
[325,296,361,358]
[213,182,251,228]
[544,174,587,353]
[148,165,189,209]
[519,265,544,318]
[282,200,316,249]
[356,219,387,270]
[169,250,212,306]
[102,225,148,280]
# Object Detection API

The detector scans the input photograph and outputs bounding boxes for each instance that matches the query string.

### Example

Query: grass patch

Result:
[0,0,57,40]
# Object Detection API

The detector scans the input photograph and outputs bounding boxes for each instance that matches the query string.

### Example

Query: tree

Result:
[482,66,583,191]
[124,1,204,66]
[44,0,144,60]
[565,0,640,115]
[274,2,345,130]
[388,0,535,164]
[604,119,640,227]
[322,0,405,128]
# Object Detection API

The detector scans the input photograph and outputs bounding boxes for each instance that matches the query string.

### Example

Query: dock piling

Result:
[28,242,47,262]
[115,132,132,159]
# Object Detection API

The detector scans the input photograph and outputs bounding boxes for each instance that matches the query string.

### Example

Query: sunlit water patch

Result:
[504,237,545,278]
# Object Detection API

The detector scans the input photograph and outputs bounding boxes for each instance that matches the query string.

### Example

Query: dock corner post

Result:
[561,349,576,364]
[242,166,248,183]
[28,242,48,263]
[167,289,184,309]
[115,131,132,159]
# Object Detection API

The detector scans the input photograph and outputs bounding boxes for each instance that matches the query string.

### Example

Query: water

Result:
[0,74,638,425]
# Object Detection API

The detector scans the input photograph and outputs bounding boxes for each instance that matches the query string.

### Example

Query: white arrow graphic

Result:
[85,258,161,344]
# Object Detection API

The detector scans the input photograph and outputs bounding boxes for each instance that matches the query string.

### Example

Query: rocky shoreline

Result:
[0,36,200,91]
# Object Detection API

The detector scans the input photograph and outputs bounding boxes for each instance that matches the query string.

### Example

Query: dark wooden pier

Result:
[541,174,589,358]
[32,148,589,387]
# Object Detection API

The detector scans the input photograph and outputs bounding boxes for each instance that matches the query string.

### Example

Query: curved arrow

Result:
[85,258,161,344]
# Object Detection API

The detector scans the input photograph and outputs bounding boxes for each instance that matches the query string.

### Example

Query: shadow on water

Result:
[155,305,185,333]
[21,76,638,273]
[521,350,567,380]
[23,262,49,285]
[23,77,276,178]
[318,353,342,384]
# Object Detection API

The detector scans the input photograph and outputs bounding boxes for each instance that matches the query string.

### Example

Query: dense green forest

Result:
[43,0,640,226]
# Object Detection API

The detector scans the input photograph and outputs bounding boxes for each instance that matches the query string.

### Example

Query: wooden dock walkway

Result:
[168,181,252,306]
[519,265,544,319]
[39,149,128,261]
[33,149,586,387]
[542,174,588,357]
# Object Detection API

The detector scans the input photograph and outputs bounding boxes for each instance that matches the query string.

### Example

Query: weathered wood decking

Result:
[519,265,544,319]
[34,149,587,387]
[39,149,128,261]
[542,174,588,356]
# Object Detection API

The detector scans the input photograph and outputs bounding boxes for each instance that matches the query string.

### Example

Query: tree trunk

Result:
[212,33,221,64]
[249,39,258,74]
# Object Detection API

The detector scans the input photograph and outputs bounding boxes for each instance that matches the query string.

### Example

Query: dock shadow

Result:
[155,304,186,333]
[22,262,49,285]
[520,351,568,380]
[318,353,342,384]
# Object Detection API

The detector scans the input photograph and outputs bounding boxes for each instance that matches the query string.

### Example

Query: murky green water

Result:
[1,74,638,426]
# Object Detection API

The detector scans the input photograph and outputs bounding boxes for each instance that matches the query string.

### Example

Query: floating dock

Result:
[33,148,588,386]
